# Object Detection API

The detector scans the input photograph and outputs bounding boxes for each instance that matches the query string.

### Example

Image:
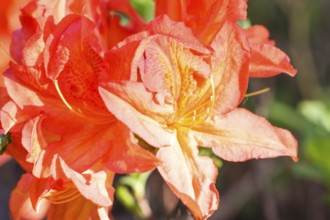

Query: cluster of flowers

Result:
[0,0,298,219]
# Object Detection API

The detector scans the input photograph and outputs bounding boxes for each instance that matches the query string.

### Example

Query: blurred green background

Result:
[1,0,330,219]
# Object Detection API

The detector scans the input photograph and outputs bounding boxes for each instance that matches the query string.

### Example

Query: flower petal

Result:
[106,0,146,46]
[45,15,103,81]
[192,108,298,162]
[211,22,250,114]
[105,15,210,82]
[21,115,47,164]
[99,82,175,148]
[156,0,248,44]
[3,69,44,109]
[155,0,185,21]
[4,131,33,172]
[10,174,50,220]
[145,15,209,51]
[249,44,297,78]
[38,0,66,23]
[47,194,104,220]
[58,157,115,207]
[245,25,297,78]
[0,101,19,133]
[101,122,160,173]
[245,25,275,45]
[157,128,219,219]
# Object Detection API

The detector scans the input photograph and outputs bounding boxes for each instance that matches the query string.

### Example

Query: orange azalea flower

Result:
[99,15,298,220]
[10,170,114,220]
[0,0,30,85]
[244,25,297,77]
[91,0,147,49]
[154,0,296,78]
[1,1,158,219]
[65,0,147,49]
[155,0,248,45]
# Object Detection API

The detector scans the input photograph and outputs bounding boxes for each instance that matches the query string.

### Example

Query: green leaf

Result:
[110,11,131,26]
[130,0,155,22]
[299,100,330,132]
[199,147,223,168]
[116,185,144,218]
[0,132,11,155]
[268,101,316,136]
[305,137,330,182]
[237,19,252,29]
[115,172,152,218]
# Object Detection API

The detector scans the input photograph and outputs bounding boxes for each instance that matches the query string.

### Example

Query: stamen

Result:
[192,110,197,121]
[45,189,81,204]
[245,88,270,97]
[205,76,215,119]
[54,80,116,124]
[177,75,216,127]
[0,40,17,65]
[54,80,77,112]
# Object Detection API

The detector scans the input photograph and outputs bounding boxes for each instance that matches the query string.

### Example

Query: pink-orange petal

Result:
[101,0,146,48]
[102,122,160,173]
[155,0,187,21]
[99,83,175,148]
[10,174,50,220]
[192,108,298,162]
[21,115,47,165]
[38,123,113,175]
[47,194,103,220]
[0,101,19,133]
[157,128,219,219]
[155,0,248,44]
[3,69,44,109]
[44,15,98,80]
[210,22,250,114]
[104,15,209,82]
[4,132,33,172]
[145,15,209,52]
[245,25,275,45]
[58,157,114,207]
[249,44,297,78]
[39,119,159,174]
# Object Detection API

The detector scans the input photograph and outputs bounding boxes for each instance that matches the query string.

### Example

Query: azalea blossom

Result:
[99,1,298,219]
[1,1,158,219]
[0,0,31,81]
[1,0,298,219]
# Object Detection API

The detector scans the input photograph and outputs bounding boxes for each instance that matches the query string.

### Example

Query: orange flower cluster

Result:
[0,0,298,219]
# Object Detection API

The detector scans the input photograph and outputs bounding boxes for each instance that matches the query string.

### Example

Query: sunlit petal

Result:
[192,108,298,162]
[157,128,219,219]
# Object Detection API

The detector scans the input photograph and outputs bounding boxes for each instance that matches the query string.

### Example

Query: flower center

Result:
[54,80,115,124]
[53,40,116,124]
[171,75,215,128]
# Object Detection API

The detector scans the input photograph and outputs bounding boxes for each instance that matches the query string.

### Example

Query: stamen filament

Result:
[45,189,81,204]
[54,80,78,113]
[54,80,116,124]
[245,88,270,97]
[177,75,216,127]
